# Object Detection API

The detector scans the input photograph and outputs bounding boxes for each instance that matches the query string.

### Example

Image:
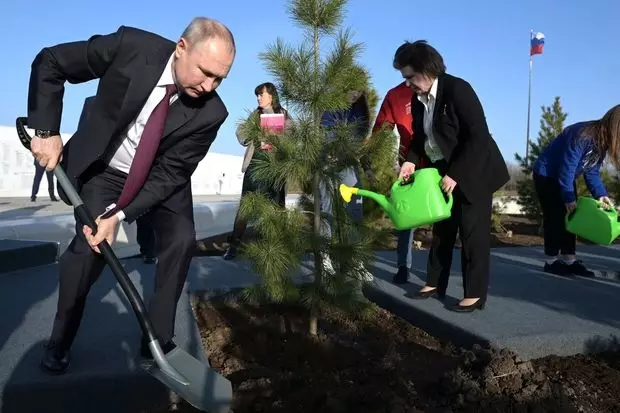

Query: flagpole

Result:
[525,30,533,168]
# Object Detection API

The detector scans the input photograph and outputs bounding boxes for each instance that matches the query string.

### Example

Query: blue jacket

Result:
[320,104,368,142]
[533,121,607,203]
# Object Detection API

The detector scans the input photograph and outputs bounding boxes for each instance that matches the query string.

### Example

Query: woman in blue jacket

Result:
[318,89,373,281]
[533,104,620,276]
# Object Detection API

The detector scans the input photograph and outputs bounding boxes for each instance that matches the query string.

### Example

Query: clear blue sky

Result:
[1,0,618,166]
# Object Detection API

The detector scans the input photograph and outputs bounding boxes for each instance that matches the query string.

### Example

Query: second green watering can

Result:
[339,167,453,230]
[565,196,620,245]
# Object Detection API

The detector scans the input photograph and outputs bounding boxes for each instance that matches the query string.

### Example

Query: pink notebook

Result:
[260,113,285,135]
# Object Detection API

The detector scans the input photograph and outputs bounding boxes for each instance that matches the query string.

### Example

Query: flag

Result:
[530,31,545,56]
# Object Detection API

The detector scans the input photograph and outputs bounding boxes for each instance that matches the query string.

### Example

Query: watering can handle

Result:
[391,177,453,208]
[391,178,404,192]
[597,199,617,211]
[391,176,416,191]
[444,191,454,209]
[565,199,617,222]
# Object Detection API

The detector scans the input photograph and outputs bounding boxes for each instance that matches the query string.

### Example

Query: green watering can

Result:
[565,196,620,245]
[339,167,453,230]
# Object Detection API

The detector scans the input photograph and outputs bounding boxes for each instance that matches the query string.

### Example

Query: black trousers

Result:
[49,164,196,350]
[425,163,493,299]
[136,216,156,257]
[31,161,55,198]
[533,172,576,256]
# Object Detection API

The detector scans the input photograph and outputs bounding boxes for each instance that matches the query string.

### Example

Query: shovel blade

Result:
[141,347,233,413]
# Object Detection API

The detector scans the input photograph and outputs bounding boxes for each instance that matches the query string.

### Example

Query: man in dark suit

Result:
[393,40,509,312]
[79,96,157,263]
[28,17,235,374]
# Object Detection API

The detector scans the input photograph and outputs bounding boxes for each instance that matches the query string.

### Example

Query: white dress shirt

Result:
[105,53,178,221]
[417,78,444,163]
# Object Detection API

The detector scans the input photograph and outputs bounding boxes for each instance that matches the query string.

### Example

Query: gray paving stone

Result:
[0,259,205,413]
[0,239,59,274]
[365,245,620,360]
[0,195,241,220]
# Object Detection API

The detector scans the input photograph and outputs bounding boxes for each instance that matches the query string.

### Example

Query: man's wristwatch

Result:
[35,130,59,139]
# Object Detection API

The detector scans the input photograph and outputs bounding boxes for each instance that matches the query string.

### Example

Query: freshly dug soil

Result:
[150,299,620,413]
[173,214,620,413]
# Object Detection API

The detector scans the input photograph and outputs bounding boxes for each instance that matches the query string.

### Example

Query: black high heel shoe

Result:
[448,297,486,312]
[410,287,446,300]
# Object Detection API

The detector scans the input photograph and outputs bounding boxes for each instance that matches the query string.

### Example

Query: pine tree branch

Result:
[239,0,392,334]
[317,29,366,112]
[289,0,348,36]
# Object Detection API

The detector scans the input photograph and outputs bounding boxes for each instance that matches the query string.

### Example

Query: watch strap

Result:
[35,130,59,138]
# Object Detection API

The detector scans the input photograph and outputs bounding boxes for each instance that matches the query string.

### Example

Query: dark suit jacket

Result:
[77,96,96,130]
[406,73,509,202]
[27,26,228,223]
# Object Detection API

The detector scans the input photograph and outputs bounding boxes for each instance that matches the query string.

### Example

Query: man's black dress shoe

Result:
[448,298,486,312]
[40,343,70,375]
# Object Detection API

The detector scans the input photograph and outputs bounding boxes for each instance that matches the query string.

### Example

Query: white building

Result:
[0,125,244,197]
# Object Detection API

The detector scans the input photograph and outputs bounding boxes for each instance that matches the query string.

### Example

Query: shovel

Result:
[15,117,233,413]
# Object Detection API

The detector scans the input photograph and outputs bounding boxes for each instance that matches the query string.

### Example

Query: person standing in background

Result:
[372,81,417,284]
[319,89,373,281]
[533,105,620,277]
[223,82,291,260]
[31,160,59,202]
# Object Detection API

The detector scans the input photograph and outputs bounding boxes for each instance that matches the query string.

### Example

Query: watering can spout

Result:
[339,184,391,212]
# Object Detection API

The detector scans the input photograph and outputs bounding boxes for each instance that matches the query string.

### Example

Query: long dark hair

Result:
[581,104,620,169]
[254,82,287,116]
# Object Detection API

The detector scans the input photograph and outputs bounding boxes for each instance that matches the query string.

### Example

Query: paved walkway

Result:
[1,244,619,412]
[0,195,241,220]
[367,246,620,360]
[0,259,209,413]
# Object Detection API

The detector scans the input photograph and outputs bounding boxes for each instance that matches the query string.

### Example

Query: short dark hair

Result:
[392,40,446,77]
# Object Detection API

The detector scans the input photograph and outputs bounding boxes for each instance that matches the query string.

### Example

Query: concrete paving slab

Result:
[0,195,301,261]
[0,259,205,413]
[365,245,620,361]
[0,252,314,413]
[0,239,59,274]
[0,196,243,261]
[0,195,241,220]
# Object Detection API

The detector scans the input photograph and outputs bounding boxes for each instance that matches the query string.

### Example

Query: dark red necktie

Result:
[112,84,177,213]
